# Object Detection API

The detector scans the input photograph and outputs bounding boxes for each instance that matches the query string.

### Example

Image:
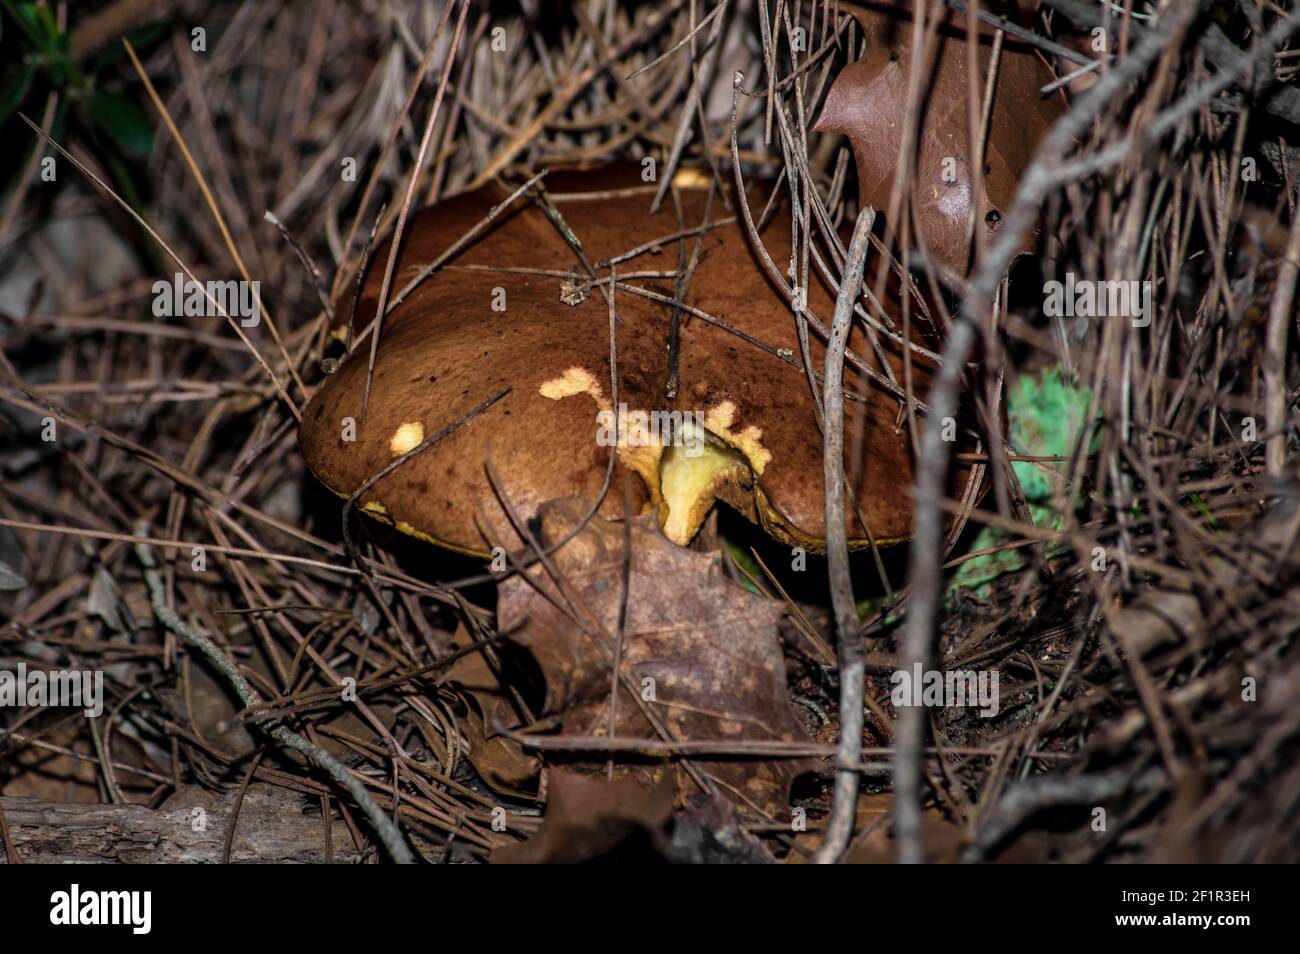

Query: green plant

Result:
[1,1,164,179]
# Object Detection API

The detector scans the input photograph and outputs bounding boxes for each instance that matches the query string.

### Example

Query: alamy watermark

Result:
[596,404,706,457]
[1043,272,1152,328]
[152,272,261,327]
[0,662,103,717]
[891,663,1000,717]
[50,884,151,934]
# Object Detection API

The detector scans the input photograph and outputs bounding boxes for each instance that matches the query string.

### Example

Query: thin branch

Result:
[813,209,875,864]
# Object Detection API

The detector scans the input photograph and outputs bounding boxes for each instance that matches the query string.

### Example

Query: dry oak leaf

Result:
[444,637,542,797]
[491,770,673,864]
[496,498,816,820]
[816,0,1067,280]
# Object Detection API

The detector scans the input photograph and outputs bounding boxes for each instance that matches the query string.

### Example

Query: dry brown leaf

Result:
[816,0,1067,280]
[668,794,780,863]
[496,498,815,820]
[785,792,896,862]
[445,641,542,796]
[490,769,673,864]
[846,806,969,863]
[788,795,1054,863]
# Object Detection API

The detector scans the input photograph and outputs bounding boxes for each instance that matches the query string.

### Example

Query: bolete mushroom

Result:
[299,164,975,557]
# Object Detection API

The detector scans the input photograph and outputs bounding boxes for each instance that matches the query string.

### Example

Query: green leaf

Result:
[32,0,56,40]
[91,22,169,71]
[2,1,50,49]
[1186,492,1223,534]
[722,539,763,595]
[0,61,35,123]
[86,89,154,156]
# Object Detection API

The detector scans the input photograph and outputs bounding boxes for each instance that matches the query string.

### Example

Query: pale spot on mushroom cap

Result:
[539,366,605,404]
[389,421,424,456]
[704,401,773,474]
[671,167,711,189]
[363,501,388,515]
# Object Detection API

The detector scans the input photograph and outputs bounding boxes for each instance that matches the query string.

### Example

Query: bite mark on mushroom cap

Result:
[659,439,751,546]
[538,378,776,545]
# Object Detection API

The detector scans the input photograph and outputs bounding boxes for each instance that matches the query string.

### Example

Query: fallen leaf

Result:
[785,792,896,862]
[667,795,778,864]
[847,807,969,863]
[491,769,672,864]
[782,794,1053,863]
[445,639,542,796]
[496,498,816,820]
[816,0,1067,280]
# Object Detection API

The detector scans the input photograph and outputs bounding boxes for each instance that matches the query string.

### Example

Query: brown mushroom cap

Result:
[299,164,975,556]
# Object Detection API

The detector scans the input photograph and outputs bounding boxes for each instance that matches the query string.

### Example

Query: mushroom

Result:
[299,164,975,557]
